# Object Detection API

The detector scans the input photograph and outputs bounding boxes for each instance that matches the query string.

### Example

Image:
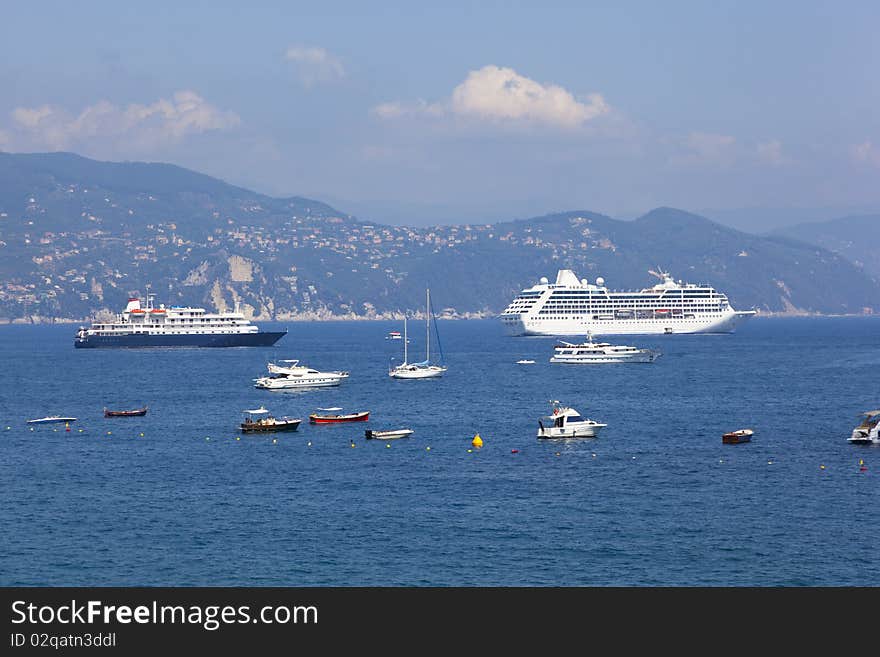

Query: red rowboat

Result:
[309,410,370,424]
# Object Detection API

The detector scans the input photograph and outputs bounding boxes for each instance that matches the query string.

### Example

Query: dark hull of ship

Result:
[74,331,286,349]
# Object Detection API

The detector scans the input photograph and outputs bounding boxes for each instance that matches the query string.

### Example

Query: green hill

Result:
[0,152,877,321]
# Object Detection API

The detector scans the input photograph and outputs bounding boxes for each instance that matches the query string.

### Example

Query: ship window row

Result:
[97,330,238,335]
[539,303,722,309]
[548,292,719,298]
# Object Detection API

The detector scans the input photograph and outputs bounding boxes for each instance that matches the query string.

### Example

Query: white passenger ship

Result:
[501,269,755,336]
[75,293,286,348]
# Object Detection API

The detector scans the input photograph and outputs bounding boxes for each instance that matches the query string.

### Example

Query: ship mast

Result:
[426,288,430,363]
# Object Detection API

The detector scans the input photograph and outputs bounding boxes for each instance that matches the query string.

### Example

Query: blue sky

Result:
[1,1,878,228]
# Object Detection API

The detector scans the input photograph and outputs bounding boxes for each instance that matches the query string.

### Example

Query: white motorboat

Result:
[550,332,659,364]
[365,429,414,440]
[537,401,606,439]
[516,359,536,364]
[849,410,880,445]
[389,289,448,379]
[255,360,349,389]
[26,416,77,425]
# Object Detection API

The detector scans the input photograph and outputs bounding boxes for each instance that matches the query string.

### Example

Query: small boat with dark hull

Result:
[240,407,301,433]
[309,408,370,424]
[722,428,754,444]
[104,406,148,418]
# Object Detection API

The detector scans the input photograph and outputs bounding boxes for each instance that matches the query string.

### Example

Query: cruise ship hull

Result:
[503,310,755,337]
[74,331,287,348]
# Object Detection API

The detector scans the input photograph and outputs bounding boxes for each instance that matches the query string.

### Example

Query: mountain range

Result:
[772,215,880,280]
[0,151,877,322]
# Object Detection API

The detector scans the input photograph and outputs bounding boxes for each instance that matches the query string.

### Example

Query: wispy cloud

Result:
[285,45,345,87]
[756,139,787,166]
[373,65,610,129]
[852,140,880,167]
[6,91,240,152]
[668,132,737,167]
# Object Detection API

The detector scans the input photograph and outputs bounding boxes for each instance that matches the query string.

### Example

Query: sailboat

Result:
[389,288,448,379]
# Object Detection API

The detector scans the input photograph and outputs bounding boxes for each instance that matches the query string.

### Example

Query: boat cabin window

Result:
[566,415,584,423]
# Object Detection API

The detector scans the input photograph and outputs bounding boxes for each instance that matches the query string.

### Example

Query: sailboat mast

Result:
[403,315,408,364]
[426,288,430,363]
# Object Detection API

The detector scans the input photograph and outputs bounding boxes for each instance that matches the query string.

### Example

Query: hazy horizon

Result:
[2,1,879,233]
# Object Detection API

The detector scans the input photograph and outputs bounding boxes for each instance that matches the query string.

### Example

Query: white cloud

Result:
[373,65,609,129]
[451,66,608,127]
[7,91,240,151]
[852,140,880,167]
[285,45,345,87]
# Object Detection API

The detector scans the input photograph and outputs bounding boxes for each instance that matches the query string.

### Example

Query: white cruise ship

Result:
[500,269,755,336]
[74,293,286,348]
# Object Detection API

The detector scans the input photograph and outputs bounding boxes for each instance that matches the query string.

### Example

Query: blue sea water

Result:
[1,317,878,586]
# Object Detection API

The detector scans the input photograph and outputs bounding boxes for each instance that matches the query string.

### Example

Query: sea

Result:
[1,317,878,586]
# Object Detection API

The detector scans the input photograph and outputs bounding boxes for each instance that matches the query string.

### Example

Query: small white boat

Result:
[256,360,349,389]
[849,410,880,445]
[550,332,659,364]
[389,289,448,379]
[27,416,77,425]
[386,331,403,340]
[365,429,414,440]
[537,401,606,439]
[516,359,536,364]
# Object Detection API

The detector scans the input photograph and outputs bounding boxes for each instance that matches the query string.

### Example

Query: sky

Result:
[1,0,878,230]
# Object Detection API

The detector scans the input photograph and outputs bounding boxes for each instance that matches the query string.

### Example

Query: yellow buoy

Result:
[859,459,864,466]
[78,429,83,433]
[555,452,561,456]
[236,436,240,441]
[467,449,473,453]
[820,464,825,470]
[386,443,391,448]
[107,431,112,435]
[472,434,483,448]
[205,437,210,441]
[426,446,431,451]
[139,432,144,437]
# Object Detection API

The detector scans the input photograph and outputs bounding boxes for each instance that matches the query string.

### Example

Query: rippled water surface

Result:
[2,317,878,585]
